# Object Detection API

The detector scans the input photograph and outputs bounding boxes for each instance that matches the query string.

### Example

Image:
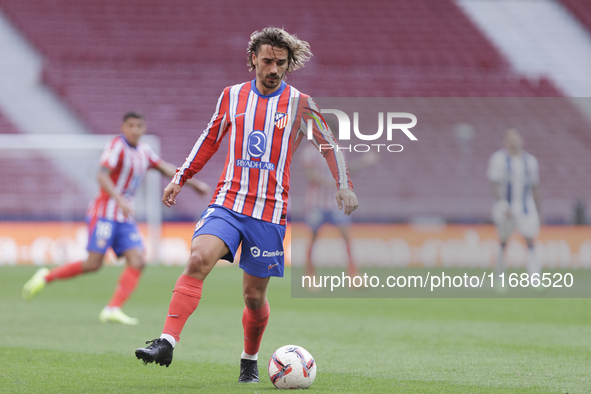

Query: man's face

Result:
[252,44,289,92]
[121,117,146,147]
[504,129,523,154]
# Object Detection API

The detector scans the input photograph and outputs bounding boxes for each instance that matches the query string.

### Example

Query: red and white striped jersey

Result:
[87,135,161,223]
[173,80,353,225]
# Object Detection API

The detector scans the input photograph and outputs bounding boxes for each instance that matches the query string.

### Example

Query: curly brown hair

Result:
[247,27,312,74]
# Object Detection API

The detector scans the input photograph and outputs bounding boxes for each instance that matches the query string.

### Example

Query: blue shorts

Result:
[192,205,286,278]
[87,218,144,257]
[305,208,352,233]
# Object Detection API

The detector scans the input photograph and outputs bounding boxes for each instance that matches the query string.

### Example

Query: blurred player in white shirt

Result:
[487,128,542,280]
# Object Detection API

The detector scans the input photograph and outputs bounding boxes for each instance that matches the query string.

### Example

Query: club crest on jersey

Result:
[274,112,288,130]
[194,219,205,232]
[247,130,267,158]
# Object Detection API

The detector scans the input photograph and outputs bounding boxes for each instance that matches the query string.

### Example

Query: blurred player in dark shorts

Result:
[22,112,209,324]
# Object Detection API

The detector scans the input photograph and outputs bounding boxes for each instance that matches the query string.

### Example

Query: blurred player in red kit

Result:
[134,27,359,383]
[302,143,377,280]
[22,112,209,324]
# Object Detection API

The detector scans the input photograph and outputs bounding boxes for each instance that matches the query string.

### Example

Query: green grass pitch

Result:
[1,265,590,393]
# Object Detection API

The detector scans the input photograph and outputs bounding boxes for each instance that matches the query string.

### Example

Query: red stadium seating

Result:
[289,97,591,223]
[0,0,585,223]
[560,0,591,33]
[0,111,17,134]
[0,112,88,219]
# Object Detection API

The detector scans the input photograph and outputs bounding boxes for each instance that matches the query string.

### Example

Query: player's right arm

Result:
[530,155,543,222]
[489,181,503,201]
[487,152,505,201]
[97,137,133,217]
[97,166,132,217]
[487,151,511,218]
[162,182,182,207]
[163,88,231,207]
[155,161,210,197]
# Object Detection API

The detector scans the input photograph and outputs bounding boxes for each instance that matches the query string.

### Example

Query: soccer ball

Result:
[268,345,316,389]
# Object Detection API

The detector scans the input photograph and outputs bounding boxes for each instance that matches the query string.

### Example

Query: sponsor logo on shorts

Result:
[263,250,284,257]
[129,232,140,241]
[268,263,279,269]
[250,247,284,259]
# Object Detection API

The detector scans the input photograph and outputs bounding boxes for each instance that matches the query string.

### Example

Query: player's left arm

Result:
[297,97,358,215]
[532,184,542,223]
[531,155,543,223]
[154,161,210,197]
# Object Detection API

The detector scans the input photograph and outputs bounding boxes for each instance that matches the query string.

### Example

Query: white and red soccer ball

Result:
[268,345,317,389]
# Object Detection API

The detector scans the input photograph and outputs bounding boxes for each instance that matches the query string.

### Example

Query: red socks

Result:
[162,275,203,342]
[108,266,142,308]
[46,263,143,308]
[45,261,84,283]
[161,274,269,351]
[242,301,270,355]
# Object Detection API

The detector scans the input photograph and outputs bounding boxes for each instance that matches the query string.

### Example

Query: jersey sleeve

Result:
[143,143,162,169]
[172,88,231,186]
[529,154,540,185]
[293,96,353,190]
[487,151,504,183]
[99,137,124,170]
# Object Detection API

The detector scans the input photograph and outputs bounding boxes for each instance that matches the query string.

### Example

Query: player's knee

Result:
[123,249,146,270]
[243,288,266,310]
[83,259,103,272]
[129,257,146,270]
[185,249,212,276]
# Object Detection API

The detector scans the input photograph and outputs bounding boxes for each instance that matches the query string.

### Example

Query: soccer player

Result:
[487,128,542,286]
[134,27,358,383]
[302,144,377,279]
[22,112,209,325]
